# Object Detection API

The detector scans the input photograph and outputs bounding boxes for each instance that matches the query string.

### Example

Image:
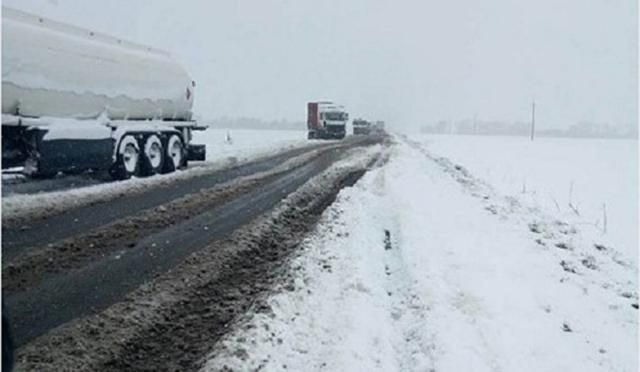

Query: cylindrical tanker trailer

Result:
[1,7,206,178]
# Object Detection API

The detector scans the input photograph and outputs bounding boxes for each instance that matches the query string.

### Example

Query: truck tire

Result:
[140,134,164,176]
[307,131,315,140]
[110,134,140,180]
[163,134,185,173]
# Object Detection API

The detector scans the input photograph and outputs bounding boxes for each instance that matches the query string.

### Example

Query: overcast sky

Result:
[3,0,637,129]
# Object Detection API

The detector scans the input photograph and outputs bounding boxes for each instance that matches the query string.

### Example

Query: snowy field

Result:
[193,128,309,162]
[201,136,638,372]
[420,134,638,266]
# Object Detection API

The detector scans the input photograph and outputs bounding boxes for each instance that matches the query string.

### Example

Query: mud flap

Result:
[186,144,206,161]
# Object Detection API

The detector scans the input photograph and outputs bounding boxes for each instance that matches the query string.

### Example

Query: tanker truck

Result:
[307,102,348,140]
[1,7,206,179]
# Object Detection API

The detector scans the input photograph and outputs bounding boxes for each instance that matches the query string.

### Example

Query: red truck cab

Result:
[307,102,348,140]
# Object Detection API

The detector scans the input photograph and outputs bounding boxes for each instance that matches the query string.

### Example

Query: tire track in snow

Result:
[375,163,437,371]
[376,153,502,372]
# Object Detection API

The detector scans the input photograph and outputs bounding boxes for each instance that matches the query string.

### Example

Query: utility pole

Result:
[530,99,536,141]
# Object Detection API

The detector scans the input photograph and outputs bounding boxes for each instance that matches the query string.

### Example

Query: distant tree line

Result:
[421,119,638,139]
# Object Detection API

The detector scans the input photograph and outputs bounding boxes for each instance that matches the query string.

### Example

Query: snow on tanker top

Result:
[1,7,195,121]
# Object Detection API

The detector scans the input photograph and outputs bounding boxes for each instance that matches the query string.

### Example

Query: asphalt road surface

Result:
[2,134,385,371]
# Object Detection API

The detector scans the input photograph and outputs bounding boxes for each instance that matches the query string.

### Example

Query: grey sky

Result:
[3,0,637,129]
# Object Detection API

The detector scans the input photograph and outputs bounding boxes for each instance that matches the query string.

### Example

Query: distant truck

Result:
[1,7,206,179]
[307,102,348,140]
[372,120,386,134]
[352,119,372,135]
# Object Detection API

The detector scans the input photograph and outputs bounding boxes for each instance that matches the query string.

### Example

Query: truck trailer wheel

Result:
[163,134,185,173]
[141,134,164,176]
[110,134,140,179]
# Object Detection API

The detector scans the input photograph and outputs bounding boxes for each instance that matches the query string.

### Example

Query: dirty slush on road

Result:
[3,135,389,371]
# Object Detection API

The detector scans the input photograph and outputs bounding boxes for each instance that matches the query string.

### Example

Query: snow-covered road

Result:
[201,136,638,372]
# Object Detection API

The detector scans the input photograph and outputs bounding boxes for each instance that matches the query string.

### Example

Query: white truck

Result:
[1,7,206,179]
[352,119,372,135]
[307,102,348,140]
[372,120,386,134]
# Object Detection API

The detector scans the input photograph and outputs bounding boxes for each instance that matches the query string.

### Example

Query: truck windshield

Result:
[323,112,347,121]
